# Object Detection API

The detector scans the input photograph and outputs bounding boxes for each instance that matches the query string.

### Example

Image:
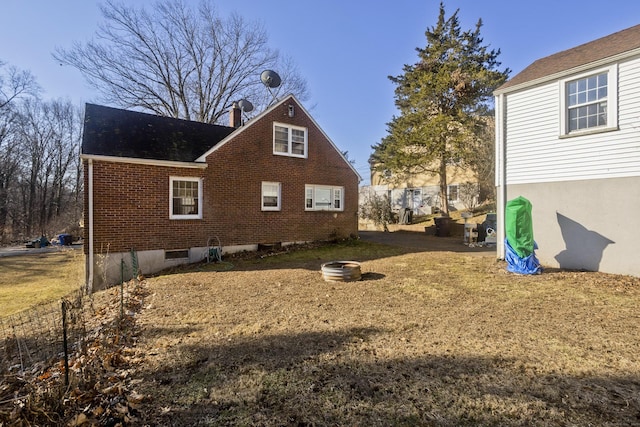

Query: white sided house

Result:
[495,24,640,277]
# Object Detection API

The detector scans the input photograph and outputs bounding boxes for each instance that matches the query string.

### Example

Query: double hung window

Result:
[274,123,307,157]
[170,177,202,219]
[262,182,281,211]
[561,65,617,135]
[567,73,607,132]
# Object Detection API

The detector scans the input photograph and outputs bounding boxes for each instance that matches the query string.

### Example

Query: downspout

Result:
[87,159,94,294]
[495,93,507,260]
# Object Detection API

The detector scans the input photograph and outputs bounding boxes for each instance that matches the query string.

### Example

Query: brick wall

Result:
[85,98,359,254]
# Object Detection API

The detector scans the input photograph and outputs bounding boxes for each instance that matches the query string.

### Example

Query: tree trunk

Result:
[438,155,449,215]
[0,179,7,243]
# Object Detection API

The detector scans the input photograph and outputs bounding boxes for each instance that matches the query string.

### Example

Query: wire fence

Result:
[0,277,145,424]
[1,247,143,381]
[0,287,87,376]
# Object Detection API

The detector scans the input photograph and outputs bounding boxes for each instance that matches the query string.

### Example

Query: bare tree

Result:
[0,61,40,242]
[54,0,309,124]
[0,111,21,242]
[0,60,40,110]
[11,99,82,238]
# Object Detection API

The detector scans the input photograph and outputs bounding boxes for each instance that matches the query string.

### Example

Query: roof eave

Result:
[494,47,640,96]
[80,153,208,169]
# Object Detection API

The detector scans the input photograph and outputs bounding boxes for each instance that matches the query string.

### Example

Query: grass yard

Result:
[0,249,85,317]
[125,240,640,426]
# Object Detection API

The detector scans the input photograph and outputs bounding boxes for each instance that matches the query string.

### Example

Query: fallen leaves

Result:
[0,280,148,426]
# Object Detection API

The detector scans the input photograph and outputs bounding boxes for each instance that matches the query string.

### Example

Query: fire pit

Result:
[321,261,362,282]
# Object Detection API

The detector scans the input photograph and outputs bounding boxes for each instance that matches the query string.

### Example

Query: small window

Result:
[448,185,459,202]
[170,177,202,219]
[305,185,344,211]
[165,249,189,259]
[273,123,307,158]
[305,188,313,209]
[560,65,618,135]
[262,182,281,211]
[333,188,342,209]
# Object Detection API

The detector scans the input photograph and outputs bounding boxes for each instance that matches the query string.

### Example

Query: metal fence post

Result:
[61,299,69,387]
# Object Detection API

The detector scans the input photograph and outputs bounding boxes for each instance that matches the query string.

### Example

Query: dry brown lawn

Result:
[0,249,85,317]
[126,240,640,426]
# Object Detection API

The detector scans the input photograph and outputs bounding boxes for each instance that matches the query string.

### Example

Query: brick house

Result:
[81,95,361,288]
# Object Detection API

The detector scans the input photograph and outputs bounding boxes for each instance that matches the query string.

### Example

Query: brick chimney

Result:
[230,102,242,128]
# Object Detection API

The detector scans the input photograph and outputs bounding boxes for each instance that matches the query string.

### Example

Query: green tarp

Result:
[505,196,535,258]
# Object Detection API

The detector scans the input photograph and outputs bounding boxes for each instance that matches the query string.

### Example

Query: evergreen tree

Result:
[371,2,509,214]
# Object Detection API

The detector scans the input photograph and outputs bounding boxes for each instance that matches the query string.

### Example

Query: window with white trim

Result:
[262,182,281,211]
[561,65,618,135]
[274,123,307,157]
[170,177,202,219]
[305,185,344,211]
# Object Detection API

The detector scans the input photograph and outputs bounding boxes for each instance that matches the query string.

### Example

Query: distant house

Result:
[81,95,361,288]
[494,24,640,276]
[363,165,479,217]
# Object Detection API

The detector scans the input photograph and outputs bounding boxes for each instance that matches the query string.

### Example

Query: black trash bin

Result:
[434,216,450,237]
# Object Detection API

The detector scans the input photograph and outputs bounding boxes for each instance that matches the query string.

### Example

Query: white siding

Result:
[504,56,640,184]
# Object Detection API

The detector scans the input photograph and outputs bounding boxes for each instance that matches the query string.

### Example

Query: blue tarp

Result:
[505,239,542,275]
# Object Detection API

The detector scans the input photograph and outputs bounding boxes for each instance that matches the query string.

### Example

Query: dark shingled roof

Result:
[498,23,640,92]
[82,104,235,162]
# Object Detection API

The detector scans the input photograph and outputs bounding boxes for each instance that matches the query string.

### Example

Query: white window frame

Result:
[273,122,308,158]
[305,185,344,211]
[169,177,203,220]
[560,64,618,136]
[261,181,281,211]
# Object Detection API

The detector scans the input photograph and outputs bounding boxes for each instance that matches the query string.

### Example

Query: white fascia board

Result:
[494,48,640,96]
[80,154,208,169]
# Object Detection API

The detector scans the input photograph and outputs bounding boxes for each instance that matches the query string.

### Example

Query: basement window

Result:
[165,249,189,260]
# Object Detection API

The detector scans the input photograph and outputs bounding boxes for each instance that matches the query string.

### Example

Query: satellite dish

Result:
[260,70,281,88]
[237,99,253,113]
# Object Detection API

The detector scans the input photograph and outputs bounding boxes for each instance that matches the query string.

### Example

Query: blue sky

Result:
[2,1,640,184]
